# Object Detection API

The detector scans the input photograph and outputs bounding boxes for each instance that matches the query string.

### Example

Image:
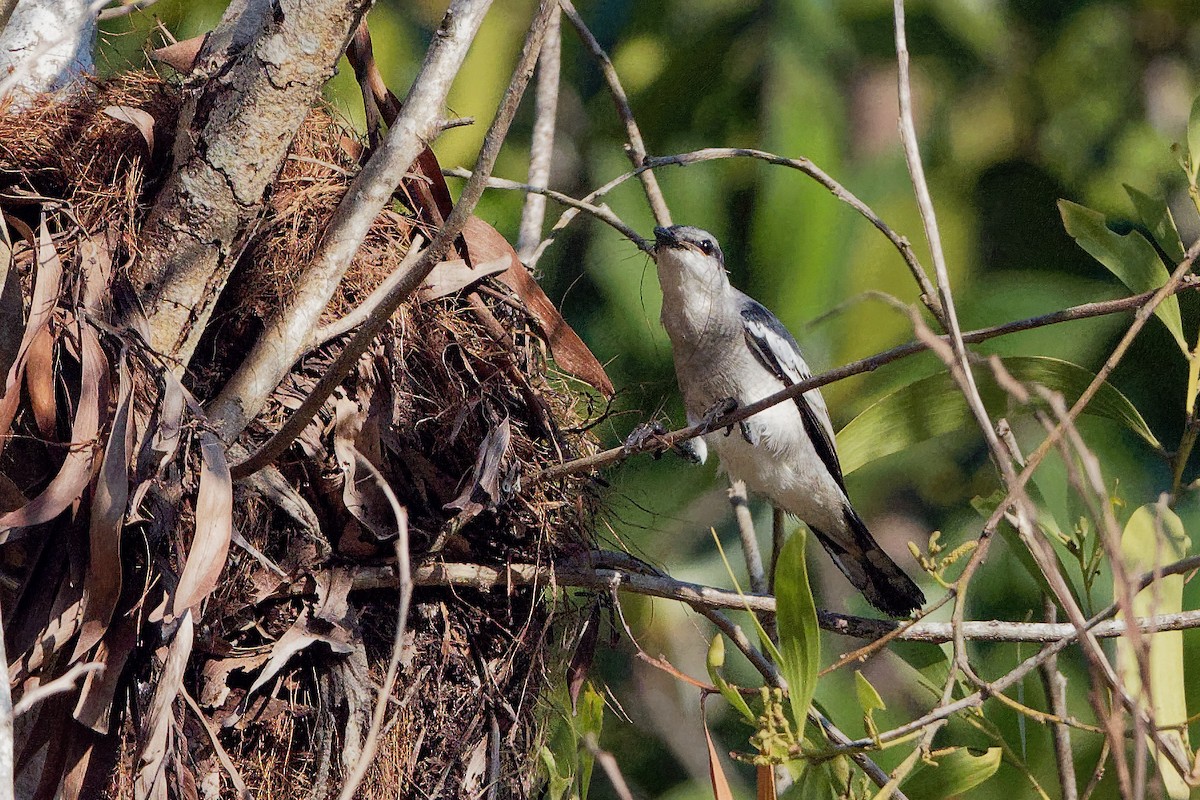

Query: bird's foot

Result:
[696,397,755,445]
[623,420,671,458]
[696,397,738,435]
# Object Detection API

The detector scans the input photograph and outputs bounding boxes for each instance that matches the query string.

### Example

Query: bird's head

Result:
[653,225,726,291]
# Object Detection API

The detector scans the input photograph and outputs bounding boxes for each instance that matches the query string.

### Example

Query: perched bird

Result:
[652,224,924,616]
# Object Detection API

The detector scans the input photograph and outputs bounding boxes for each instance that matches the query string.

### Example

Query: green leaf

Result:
[781,760,842,800]
[854,670,885,715]
[1059,199,1186,351]
[1188,94,1200,183]
[1117,503,1192,799]
[900,747,1002,799]
[707,635,756,723]
[838,356,1160,474]
[774,530,820,734]
[539,747,571,800]
[577,684,604,800]
[1124,185,1186,264]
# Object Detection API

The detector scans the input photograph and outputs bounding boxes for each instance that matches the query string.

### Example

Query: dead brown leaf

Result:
[444,415,512,524]
[135,612,194,800]
[170,429,232,620]
[102,106,155,152]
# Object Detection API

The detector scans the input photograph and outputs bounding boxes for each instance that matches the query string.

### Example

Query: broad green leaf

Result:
[900,747,1002,799]
[854,671,885,715]
[838,356,1160,474]
[1117,504,1191,799]
[1189,94,1200,183]
[1124,185,1186,264]
[577,684,605,800]
[1059,200,1186,351]
[774,530,820,734]
[706,635,755,723]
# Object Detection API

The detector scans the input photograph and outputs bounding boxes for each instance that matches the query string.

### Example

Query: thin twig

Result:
[337,510,413,800]
[534,281,1197,481]
[560,0,671,226]
[229,0,558,478]
[729,480,766,595]
[444,169,649,250]
[308,238,427,349]
[98,0,159,20]
[1039,598,1079,800]
[12,662,103,716]
[516,6,560,261]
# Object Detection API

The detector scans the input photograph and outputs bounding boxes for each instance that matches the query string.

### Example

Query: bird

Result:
[651,224,925,617]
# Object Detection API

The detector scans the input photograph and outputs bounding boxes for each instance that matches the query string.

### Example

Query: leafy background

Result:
[98,1,1200,797]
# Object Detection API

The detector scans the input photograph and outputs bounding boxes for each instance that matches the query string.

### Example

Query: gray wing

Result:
[738,294,847,492]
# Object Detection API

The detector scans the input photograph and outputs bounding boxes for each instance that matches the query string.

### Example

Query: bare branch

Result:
[560,0,672,226]
[516,6,560,261]
[348,555,1200,644]
[228,0,560,476]
[208,0,493,444]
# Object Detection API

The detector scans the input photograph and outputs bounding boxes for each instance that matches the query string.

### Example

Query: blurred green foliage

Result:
[98,1,1200,797]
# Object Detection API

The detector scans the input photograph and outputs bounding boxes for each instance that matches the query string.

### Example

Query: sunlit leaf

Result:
[854,671,885,715]
[1188,94,1200,183]
[1059,199,1186,351]
[707,635,755,723]
[577,683,604,800]
[900,747,1002,799]
[774,530,820,734]
[1124,184,1186,264]
[1117,503,1192,799]
[838,356,1160,474]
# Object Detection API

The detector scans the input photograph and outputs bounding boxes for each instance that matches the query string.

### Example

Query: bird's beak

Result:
[653,226,679,251]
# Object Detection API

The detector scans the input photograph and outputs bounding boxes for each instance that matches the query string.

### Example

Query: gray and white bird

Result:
[653,225,924,616]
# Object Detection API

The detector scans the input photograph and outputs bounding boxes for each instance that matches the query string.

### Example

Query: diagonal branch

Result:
[560,0,672,227]
[227,0,561,477]
[207,0,495,445]
[535,280,1197,481]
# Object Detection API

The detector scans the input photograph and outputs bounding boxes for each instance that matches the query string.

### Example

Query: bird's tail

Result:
[811,507,925,617]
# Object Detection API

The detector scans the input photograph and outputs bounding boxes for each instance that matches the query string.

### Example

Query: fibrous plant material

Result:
[0,71,600,798]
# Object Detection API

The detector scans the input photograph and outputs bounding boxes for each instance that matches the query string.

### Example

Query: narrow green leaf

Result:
[707,635,756,723]
[1117,504,1192,799]
[1188,94,1200,183]
[854,670,885,715]
[900,747,1002,799]
[1124,185,1186,264]
[838,356,1160,474]
[1059,199,1186,351]
[539,747,571,800]
[774,530,820,734]
[577,684,604,800]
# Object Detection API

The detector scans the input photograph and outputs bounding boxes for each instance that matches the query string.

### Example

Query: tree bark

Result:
[134,0,373,366]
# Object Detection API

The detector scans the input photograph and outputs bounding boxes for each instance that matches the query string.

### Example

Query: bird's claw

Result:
[696,397,739,435]
[623,420,671,458]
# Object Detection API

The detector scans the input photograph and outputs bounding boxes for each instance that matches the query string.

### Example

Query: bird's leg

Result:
[697,397,756,445]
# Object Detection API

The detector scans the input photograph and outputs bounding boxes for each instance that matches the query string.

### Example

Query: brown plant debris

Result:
[0,72,601,798]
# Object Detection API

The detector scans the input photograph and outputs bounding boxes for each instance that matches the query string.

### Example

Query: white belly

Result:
[689,365,848,536]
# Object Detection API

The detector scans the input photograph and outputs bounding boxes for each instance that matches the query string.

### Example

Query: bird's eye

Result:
[699,240,714,255]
